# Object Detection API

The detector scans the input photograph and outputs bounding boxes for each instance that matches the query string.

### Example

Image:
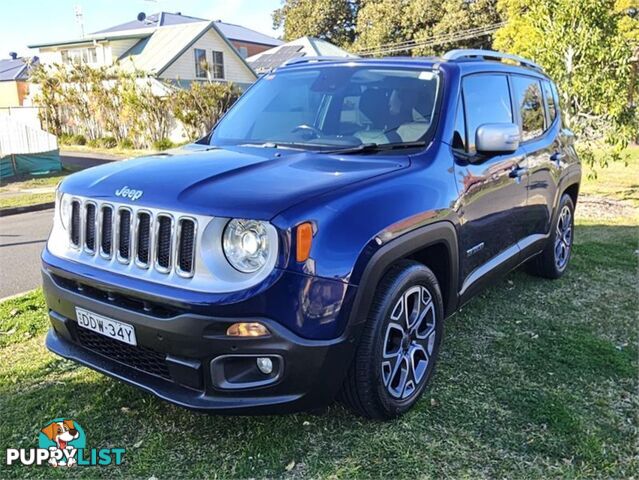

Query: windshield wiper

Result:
[321,141,427,155]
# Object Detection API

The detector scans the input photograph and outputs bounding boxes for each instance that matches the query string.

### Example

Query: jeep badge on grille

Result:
[115,186,143,201]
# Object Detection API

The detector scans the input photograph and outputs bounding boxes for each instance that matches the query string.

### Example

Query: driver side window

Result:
[462,74,513,153]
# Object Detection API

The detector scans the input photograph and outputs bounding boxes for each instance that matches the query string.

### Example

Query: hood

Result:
[60,145,410,219]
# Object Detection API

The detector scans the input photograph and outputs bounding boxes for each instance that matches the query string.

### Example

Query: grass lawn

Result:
[0,151,637,478]
[0,169,73,210]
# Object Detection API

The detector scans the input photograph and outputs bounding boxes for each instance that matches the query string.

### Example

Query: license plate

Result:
[75,307,137,346]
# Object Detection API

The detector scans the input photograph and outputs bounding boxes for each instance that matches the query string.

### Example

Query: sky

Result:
[0,0,282,57]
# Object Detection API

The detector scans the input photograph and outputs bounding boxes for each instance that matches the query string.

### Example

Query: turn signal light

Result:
[226,322,270,337]
[296,222,313,262]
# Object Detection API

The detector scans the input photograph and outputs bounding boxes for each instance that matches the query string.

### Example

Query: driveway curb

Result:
[0,202,55,217]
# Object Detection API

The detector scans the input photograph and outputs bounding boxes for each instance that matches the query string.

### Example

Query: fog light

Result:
[226,322,270,337]
[256,357,273,375]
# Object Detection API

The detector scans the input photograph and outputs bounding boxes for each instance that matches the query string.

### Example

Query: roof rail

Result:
[443,49,543,72]
[281,56,356,67]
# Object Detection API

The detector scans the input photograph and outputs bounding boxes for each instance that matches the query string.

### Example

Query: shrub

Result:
[71,134,87,145]
[118,138,134,149]
[152,138,174,151]
[99,136,117,148]
[58,133,73,145]
[87,138,100,147]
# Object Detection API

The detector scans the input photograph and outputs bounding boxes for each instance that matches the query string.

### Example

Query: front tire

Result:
[340,260,444,419]
[527,194,575,279]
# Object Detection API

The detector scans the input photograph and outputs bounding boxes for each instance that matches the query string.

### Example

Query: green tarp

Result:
[0,150,62,178]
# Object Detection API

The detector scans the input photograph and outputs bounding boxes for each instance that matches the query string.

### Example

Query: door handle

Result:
[509,166,528,179]
[550,151,566,164]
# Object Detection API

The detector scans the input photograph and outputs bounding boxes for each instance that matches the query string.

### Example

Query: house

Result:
[28,12,283,86]
[0,54,36,107]
[247,36,357,74]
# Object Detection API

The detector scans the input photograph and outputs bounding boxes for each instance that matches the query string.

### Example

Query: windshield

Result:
[210,65,440,149]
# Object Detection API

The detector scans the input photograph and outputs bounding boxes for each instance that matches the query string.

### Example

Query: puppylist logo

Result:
[5,418,125,468]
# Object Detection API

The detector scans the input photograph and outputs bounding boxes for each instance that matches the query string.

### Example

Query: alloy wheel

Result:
[554,205,573,270]
[381,285,436,400]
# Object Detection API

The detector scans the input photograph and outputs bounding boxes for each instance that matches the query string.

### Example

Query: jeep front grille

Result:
[68,198,197,277]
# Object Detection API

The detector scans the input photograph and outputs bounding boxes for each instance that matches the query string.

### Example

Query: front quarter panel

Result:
[273,144,460,286]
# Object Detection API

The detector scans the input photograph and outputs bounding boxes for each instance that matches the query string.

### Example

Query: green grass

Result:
[0,151,637,478]
[0,169,74,210]
[582,145,639,206]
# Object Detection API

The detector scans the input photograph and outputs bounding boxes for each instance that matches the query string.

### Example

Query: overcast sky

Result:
[1,0,282,57]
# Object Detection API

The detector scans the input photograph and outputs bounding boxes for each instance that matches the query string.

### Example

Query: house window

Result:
[238,46,248,58]
[194,48,208,78]
[61,47,97,65]
[212,51,224,79]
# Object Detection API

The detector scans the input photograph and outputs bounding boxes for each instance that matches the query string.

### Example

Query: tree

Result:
[272,0,359,46]
[172,82,241,140]
[352,0,501,56]
[494,0,639,167]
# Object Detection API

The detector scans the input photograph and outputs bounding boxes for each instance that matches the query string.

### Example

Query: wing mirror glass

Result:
[475,123,520,155]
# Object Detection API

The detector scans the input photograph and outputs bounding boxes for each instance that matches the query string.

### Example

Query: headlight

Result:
[56,191,73,231]
[222,219,271,273]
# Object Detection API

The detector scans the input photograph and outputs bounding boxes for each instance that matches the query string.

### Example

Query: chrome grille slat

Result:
[84,202,97,253]
[136,211,152,267]
[100,205,114,258]
[117,208,133,263]
[176,218,196,277]
[70,200,81,247]
[155,215,173,272]
[66,199,197,277]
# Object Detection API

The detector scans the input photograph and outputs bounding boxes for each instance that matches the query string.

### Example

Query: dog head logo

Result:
[38,419,86,467]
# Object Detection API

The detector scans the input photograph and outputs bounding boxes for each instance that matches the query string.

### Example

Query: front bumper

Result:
[42,266,359,414]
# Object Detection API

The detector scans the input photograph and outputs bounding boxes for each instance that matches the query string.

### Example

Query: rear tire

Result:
[340,260,444,419]
[527,194,575,279]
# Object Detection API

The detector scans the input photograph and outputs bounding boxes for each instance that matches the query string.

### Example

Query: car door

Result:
[452,73,530,297]
[511,75,561,241]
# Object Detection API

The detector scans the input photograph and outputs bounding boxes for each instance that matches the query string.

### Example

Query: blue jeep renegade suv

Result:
[42,50,581,419]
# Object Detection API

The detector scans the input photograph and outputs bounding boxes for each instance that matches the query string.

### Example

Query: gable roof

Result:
[118,21,257,80]
[91,12,282,47]
[0,57,35,81]
[247,37,356,73]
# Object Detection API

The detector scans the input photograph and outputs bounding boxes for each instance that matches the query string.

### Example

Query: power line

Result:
[355,21,506,57]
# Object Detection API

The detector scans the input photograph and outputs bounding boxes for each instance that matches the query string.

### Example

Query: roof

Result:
[214,21,283,46]
[0,57,35,81]
[91,12,282,46]
[117,21,256,80]
[247,37,355,73]
[92,12,206,35]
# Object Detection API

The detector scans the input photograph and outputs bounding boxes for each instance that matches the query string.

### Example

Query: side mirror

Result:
[475,123,520,155]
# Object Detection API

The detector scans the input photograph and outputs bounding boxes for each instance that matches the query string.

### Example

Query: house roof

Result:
[91,12,282,46]
[0,57,36,81]
[117,21,257,80]
[247,37,356,73]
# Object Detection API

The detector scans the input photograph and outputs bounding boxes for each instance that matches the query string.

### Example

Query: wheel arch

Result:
[347,221,459,330]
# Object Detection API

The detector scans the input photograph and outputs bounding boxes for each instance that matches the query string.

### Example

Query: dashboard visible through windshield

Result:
[211,65,440,150]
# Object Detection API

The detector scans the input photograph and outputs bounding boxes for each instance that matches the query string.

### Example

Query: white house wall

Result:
[160,29,255,84]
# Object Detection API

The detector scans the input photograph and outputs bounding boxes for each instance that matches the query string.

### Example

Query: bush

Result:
[87,138,100,148]
[152,138,174,151]
[58,133,73,145]
[99,136,117,148]
[118,138,134,149]
[71,134,87,145]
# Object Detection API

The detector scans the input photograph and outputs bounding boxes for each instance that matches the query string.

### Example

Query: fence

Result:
[0,106,43,131]
[0,116,57,158]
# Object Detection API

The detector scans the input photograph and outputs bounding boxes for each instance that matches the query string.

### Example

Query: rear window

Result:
[511,75,546,142]
[542,80,557,124]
